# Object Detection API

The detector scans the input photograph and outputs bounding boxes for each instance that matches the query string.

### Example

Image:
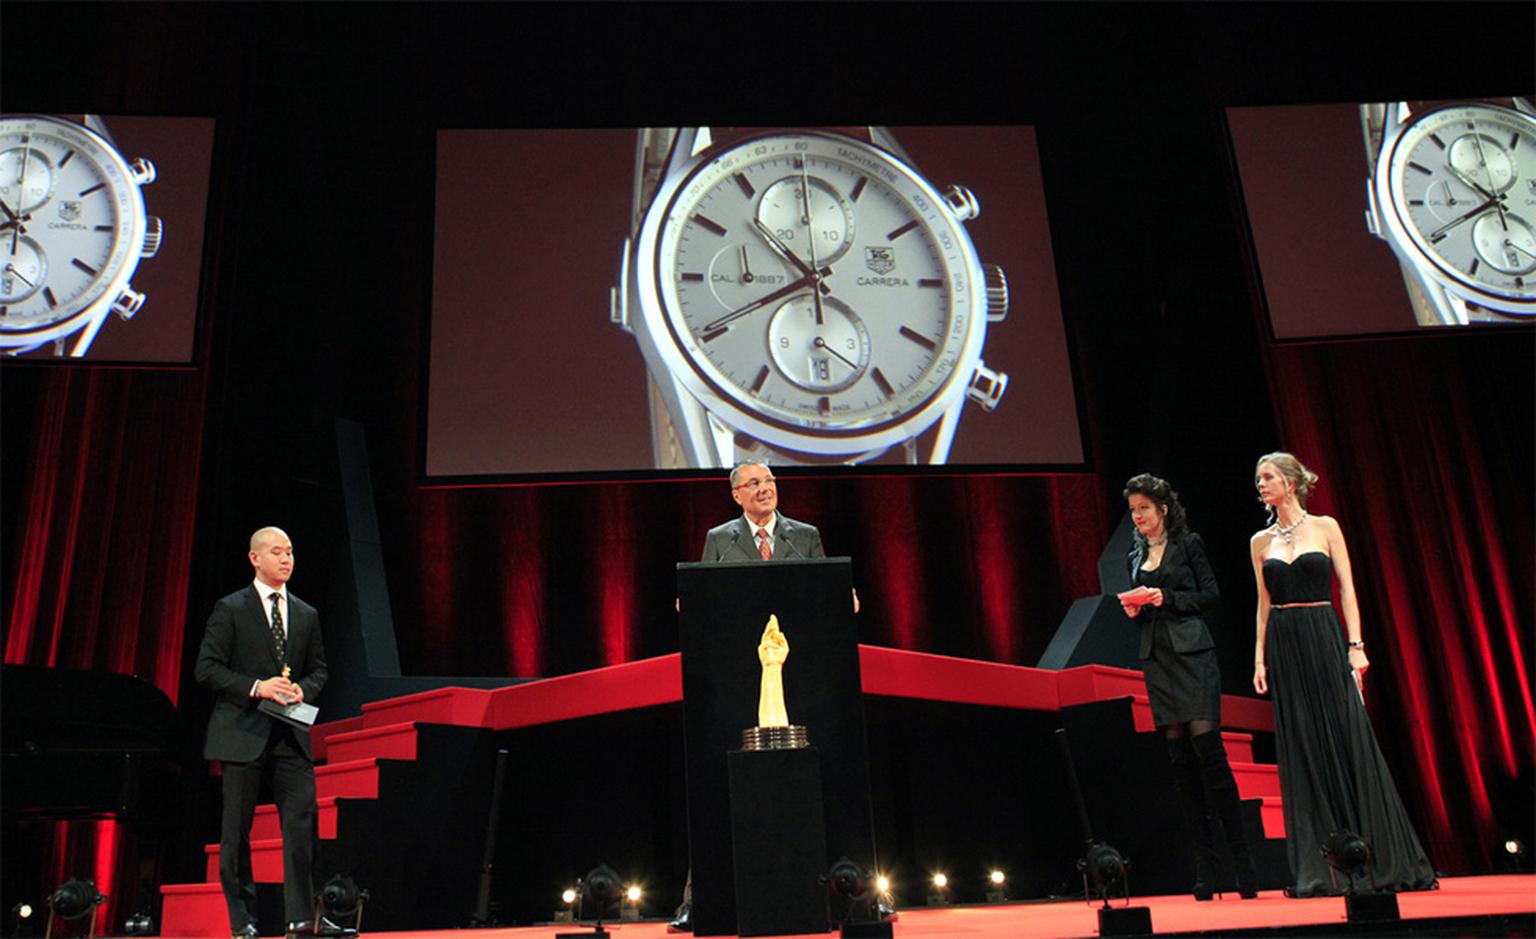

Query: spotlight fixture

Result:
[11,902,35,939]
[874,875,890,895]
[1076,843,1150,938]
[554,887,579,924]
[820,858,892,939]
[986,869,1008,903]
[46,880,105,938]
[1321,831,1400,923]
[923,871,949,907]
[123,910,155,936]
[556,864,622,939]
[561,889,578,905]
[620,885,643,922]
[314,875,367,936]
[1505,839,1525,856]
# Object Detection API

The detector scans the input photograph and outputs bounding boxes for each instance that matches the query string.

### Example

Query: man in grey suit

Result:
[673,462,830,932]
[195,526,328,939]
[699,462,826,563]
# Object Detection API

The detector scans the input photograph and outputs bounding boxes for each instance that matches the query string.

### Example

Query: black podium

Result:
[677,558,877,937]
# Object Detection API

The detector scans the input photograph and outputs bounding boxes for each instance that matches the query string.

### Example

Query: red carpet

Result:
[286,874,1533,939]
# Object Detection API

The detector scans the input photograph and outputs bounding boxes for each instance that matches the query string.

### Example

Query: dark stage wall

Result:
[2,1,1533,925]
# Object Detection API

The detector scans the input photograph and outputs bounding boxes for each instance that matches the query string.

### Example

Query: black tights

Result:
[1164,719,1219,739]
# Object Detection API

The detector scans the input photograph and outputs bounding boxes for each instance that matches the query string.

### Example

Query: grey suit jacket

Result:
[195,585,328,762]
[700,513,826,563]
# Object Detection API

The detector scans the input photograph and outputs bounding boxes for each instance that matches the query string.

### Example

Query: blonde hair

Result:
[1255,452,1319,523]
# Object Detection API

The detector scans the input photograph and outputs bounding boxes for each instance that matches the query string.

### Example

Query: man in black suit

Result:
[195,526,327,939]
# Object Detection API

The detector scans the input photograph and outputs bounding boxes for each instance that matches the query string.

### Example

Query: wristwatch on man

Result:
[0,113,163,356]
[611,127,1009,468]
[1362,98,1536,326]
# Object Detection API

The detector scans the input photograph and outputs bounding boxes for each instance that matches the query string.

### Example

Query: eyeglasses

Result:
[734,476,776,491]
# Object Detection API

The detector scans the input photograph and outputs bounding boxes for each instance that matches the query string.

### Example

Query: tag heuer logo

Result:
[865,246,895,275]
[59,202,82,221]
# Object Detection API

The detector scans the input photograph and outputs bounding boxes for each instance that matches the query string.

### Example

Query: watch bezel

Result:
[0,113,151,350]
[1374,101,1536,315]
[631,128,991,457]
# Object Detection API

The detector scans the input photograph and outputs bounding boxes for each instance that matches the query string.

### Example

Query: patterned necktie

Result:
[757,528,772,560]
[269,592,286,662]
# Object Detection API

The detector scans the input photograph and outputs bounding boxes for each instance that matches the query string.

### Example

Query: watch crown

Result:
[982,264,1009,322]
[112,287,146,321]
[130,158,157,186]
[942,184,980,222]
[142,217,163,258]
[965,361,1008,411]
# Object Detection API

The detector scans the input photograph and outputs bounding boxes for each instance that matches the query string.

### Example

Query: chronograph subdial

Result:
[1447,132,1516,195]
[701,242,793,309]
[767,295,870,393]
[1472,213,1536,275]
[1,235,47,304]
[755,174,855,265]
[0,145,56,215]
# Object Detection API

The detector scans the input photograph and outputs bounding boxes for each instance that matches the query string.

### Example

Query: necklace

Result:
[1274,511,1308,546]
[1146,532,1167,549]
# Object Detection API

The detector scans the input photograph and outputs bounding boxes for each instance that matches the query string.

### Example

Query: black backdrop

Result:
[3,0,1533,926]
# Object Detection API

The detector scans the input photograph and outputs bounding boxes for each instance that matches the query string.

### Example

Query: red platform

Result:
[164,648,1293,937]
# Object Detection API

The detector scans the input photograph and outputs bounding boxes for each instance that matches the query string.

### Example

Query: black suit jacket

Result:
[195,585,328,762]
[699,513,826,563]
[1126,531,1219,660]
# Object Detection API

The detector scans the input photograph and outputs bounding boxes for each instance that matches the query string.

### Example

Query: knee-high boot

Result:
[1190,730,1260,898]
[1167,735,1221,900]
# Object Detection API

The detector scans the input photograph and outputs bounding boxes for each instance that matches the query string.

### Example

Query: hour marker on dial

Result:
[887,220,919,241]
[899,325,938,352]
[694,215,728,236]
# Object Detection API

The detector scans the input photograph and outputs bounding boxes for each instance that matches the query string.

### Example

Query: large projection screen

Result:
[1228,99,1535,340]
[426,126,1082,479]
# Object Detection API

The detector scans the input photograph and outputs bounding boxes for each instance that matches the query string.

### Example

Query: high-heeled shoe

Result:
[1192,730,1261,899]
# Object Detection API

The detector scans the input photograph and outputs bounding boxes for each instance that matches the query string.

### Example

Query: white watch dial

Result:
[1383,103,1536,303]
[647,131,986,445]
[0,114,154,351]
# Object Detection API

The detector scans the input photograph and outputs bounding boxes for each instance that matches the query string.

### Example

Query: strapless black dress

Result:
[1263,551,1437,896]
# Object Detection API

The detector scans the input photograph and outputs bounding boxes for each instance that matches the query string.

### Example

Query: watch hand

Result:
[800,164,825,325]
[1446,164,1497,202]
[1506,238,1536,262]
[1426,193,1506,241]
[813,336,857,369]
[752,219,835,282]
[703,272,816,333]
[4,263,37,289]
[738,245,754,284]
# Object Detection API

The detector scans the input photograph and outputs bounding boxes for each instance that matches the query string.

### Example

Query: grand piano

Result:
[2,664,191,922]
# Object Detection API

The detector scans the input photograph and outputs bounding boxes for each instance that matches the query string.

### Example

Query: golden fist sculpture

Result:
[757,615,790,727]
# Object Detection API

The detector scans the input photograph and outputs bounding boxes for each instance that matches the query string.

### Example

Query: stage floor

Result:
[308,874,1533,939]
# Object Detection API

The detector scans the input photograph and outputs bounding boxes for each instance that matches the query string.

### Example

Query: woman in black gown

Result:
[1250,452,1436,897]
[1122,474,1258,899]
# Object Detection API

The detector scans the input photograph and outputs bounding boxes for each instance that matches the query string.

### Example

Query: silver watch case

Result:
[614,127,1005,467]
[1365,100,1536,325]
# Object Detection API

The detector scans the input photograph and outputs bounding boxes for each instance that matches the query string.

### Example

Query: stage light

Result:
[930,873,947,889]
[46,880,105,938]
[315,874,368,935]
[11,902,35,938]
[624,885,641,903]
[123,911,155,936]
[821,859,892,939]
[874,875,890,895]
[986,868,1008,903]
[1506,839,1526,856]
[561,888,578,905]
[620,884,643,922]
[1321,830,1371,881]
[556,864,622,939]
[924,872,949,907]
[1320,831,1400,922]
[1078,843,1128,901]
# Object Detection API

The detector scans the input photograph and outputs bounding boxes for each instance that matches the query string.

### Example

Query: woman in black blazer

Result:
[1122,473,1257,900]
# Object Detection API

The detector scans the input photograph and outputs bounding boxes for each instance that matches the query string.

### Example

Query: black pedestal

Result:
[727,747,828,937]
[1346,891,1402,922]
[1097,904,1153,936]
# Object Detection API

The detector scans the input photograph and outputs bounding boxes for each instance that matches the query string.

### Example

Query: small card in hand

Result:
[259,697,318,728]
[1117,586,1155,609]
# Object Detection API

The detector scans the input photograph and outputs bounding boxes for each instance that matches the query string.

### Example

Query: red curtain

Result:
[1265,336,1535,872]
[4,368,207,704]
[2,366,208,931]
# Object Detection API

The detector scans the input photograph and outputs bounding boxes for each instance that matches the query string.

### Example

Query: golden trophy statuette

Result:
[742,615,808,750]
